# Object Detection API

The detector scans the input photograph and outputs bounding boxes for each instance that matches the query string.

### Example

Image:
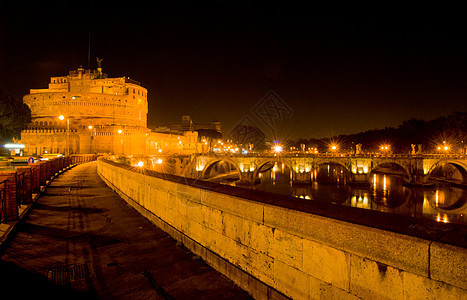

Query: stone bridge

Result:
[182,153,467,185]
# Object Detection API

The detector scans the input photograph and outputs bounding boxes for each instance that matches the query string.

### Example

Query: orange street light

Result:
[58,115,70,155]
[273,145,283,153]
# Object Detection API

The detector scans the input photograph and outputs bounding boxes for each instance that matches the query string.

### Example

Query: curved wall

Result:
[24,91,147,128]
[97,158,466,299]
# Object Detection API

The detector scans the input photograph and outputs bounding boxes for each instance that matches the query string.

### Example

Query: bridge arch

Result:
[201,158,242,180]
[312,160,351,175]
[426,160,467,184]
[253,158,293,182]
[371,161,412,182]
[311,161,352,184]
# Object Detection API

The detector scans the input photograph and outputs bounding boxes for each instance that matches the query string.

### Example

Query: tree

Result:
[0,90,31,144]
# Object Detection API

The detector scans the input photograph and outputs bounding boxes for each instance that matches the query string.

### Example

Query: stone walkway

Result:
[0,162,250,299]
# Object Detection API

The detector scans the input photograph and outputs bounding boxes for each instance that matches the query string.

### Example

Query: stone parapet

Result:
[97,157,467,299]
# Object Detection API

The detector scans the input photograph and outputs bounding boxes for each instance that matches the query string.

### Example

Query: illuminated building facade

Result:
[19,67,198,155]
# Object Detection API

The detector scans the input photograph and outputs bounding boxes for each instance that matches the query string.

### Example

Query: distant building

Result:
[19,67,198,155]
[159,115,221,135]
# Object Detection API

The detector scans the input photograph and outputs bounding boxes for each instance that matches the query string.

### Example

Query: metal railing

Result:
[16,173,26,212]
[0,179,7,223]
[0,154,99,224]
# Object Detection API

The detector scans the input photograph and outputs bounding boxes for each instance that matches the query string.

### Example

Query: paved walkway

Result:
[0,162,250,299]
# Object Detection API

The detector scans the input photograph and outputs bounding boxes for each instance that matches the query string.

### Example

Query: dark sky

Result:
[1,2,466,140]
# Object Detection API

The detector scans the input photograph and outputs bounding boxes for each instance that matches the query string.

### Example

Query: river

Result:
[228,164,467,226]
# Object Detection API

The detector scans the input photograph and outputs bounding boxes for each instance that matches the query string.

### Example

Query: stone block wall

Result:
[0,171,18,221]
[97,158,467,299]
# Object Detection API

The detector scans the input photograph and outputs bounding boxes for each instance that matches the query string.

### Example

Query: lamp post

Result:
[58,115,70,155]
[88,125,95,153]
[118,129,124,154]
[380,145,390,157]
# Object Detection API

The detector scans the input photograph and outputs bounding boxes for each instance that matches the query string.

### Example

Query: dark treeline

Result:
[290,112,467,154]
[0,90,31,144]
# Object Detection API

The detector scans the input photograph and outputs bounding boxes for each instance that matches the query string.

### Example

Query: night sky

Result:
[1,2,466,140]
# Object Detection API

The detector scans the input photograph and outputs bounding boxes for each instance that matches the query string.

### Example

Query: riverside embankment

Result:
[98,157,467,299]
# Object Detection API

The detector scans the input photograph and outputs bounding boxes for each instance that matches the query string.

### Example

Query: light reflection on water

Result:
[238,164,467,225]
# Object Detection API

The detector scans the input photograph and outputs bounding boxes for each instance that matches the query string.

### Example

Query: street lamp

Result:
[380,144,390,155]
[330,144,338,154]
[58,115,70,155]
[88,125,95,153]
[118,129,124,154]
[273,145,283,153]
[438,141,450,155]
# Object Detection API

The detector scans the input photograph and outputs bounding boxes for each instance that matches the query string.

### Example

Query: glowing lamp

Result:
[273,145,283,153]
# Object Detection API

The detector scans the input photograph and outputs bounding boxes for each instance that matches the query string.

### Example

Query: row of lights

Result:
[274,142,456,154]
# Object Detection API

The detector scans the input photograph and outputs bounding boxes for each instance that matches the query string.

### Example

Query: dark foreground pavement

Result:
[0,162,251,299]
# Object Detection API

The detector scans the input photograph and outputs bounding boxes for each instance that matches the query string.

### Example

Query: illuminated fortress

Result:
[19,65,198,155]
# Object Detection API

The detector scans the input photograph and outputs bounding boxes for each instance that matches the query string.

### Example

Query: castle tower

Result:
[19,67,149,155]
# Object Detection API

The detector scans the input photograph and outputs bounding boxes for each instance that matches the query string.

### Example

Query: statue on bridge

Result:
[356,144,362,155]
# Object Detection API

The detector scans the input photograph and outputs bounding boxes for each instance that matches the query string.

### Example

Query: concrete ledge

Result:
[99,171,288,300]
[430,242,467,289]
[262,205,431,277]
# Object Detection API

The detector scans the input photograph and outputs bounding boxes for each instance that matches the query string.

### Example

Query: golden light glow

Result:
[137,161,144,167]
[273,145,283,153]
[118,129,123,134]
[88,125,93,130]
[363,165,369,174]
[58,115,65,120]
[379,144,391,152]
[438,141,451,152]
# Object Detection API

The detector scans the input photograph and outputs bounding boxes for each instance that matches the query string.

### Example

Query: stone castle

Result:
[19,66,199,155]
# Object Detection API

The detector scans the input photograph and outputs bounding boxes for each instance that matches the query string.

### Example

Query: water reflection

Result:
[245,164,466,225]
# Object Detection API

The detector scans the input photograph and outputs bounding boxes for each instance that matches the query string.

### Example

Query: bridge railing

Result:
[199,153,466,159]
[0,179,7,223]
[0,154,99,223]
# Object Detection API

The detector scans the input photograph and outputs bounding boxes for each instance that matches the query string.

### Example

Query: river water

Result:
[232,164,467,226]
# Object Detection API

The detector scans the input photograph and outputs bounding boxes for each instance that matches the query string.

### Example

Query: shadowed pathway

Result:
[0,162,250,299]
